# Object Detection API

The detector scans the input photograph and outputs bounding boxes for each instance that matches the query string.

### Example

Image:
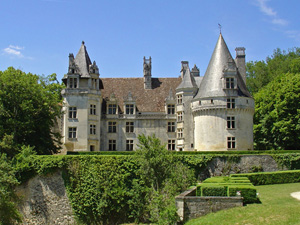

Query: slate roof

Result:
[176,67,198,90]
[194,34,251,99]
[100,77,182,112]
[74,41,92,77]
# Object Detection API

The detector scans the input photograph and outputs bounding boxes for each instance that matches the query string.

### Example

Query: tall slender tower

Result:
[61,41,102,152]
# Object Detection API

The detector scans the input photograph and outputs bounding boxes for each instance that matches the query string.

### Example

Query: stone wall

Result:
[15,170,76,225]
[199,155,281,180]
[175,187,243,223]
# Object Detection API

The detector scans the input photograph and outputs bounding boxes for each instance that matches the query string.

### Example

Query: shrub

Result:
[228,186,259,204]
[230,170,300,185]
[201,185,228,197]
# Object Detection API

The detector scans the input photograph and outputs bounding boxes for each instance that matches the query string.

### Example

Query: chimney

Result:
[143,56,152,89]
[181,61,189,78]
[191,64,200,77]
[235,47,246,84]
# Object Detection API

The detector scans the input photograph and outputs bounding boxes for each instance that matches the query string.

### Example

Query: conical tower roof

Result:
[74,41,92,77]
[176,66,198,91]
[194,34,251,99]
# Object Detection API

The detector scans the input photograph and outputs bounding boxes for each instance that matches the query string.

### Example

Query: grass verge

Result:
[185,182,300,225]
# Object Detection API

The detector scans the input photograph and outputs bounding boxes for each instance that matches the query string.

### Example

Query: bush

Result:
[228,186,259,204]
[201,185,228,197]
[196,176,258,204]
[230,170,300,185]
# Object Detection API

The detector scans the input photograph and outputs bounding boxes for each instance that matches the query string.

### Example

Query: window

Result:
[109,140,116,151]
[227,116,235,129]
[177,128,183,139]
[177,112,183,122]
[69,107,77,119]
[90,124,96,135]
[69,78,77,88]
[108,104,117,114]
[90,145,95,151]
[227,137,236,149]
[167,104,175,114]
[226,77,234,89]
[227,98,235,109]
[108,121,117,133]
[126,140,134,151]
[126,104,134,114]
[168,122,175,132]
[126,122,134,133]
[211,99,214,104]
[68,127,77,139]
[177,94,183,104]
[90,104,96,115]
[168,140,176,151]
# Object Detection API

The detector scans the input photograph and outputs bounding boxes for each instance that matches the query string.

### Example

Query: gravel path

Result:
[290,192,300,200]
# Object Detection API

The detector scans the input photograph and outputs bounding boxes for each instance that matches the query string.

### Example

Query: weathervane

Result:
[218,23,222,34]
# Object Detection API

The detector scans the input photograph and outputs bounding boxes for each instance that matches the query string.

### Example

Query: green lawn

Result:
[186,182,300,225]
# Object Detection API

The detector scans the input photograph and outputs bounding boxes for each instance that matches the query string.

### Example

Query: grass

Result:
[185,182,300,225]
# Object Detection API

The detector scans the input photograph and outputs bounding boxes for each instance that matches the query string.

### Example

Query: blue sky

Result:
[1,0,300,81]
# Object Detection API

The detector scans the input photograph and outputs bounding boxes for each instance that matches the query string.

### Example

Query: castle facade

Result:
[61,34,254,152]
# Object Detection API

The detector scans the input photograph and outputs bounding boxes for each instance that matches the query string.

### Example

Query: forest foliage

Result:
[0,67,64,157]
[246,48,300,150]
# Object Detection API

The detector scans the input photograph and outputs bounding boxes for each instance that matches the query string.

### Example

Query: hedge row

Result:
[67,150,300,155]
[230,170,300,185]
[196,177,259,204]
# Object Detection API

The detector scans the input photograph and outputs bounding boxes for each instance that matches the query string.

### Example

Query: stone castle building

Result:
[61,34,254,152]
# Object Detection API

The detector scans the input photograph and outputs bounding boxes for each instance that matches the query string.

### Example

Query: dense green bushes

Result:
[196,177,259,204]
[11,151,300,224]
[230,170,300,185]
[68,150,300,155]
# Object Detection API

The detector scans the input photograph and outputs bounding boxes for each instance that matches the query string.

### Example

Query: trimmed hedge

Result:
[196,176,258,204]
[203,177,251,184]
[228,186,258,204]
[202,185,227,197]
[68,150,300,156]
[230,170,300,185]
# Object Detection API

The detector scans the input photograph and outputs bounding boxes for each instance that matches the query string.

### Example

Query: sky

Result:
[1,0,300,81]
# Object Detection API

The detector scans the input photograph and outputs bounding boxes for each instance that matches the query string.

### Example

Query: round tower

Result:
[192,34,254,151]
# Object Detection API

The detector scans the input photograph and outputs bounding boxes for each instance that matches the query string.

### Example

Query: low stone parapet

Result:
[175,187,243,222]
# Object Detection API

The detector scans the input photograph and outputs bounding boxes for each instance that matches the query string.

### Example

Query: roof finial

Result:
[82,41,85,45]
[218,23,222,34]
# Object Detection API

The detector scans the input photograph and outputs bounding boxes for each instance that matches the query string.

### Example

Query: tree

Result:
[0,67,64,157]
[246,47,300,94]
[0,153,22,225]
[254,72,300,150]
[134,134,195,224]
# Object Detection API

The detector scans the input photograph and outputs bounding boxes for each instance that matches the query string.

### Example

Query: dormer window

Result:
[167,104,175,114]
[126,104,134,115]
[177,94,183,104]
[69,78,78,88]
[225,77,235,89]
[108,104,117,114]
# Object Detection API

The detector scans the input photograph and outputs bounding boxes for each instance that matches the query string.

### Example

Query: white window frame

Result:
[227,137,236,149]
[126,121,134,133]
[227,116,236,129]
[168,139,176,151]
[68,107,77,119]
[126,140,134,151]
[68,127,77,139]
[108,121,117,133]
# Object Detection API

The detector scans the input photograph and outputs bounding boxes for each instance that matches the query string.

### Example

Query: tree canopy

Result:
[254,72,300,150]
[0,67,64,157]
[246,48,300,94]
